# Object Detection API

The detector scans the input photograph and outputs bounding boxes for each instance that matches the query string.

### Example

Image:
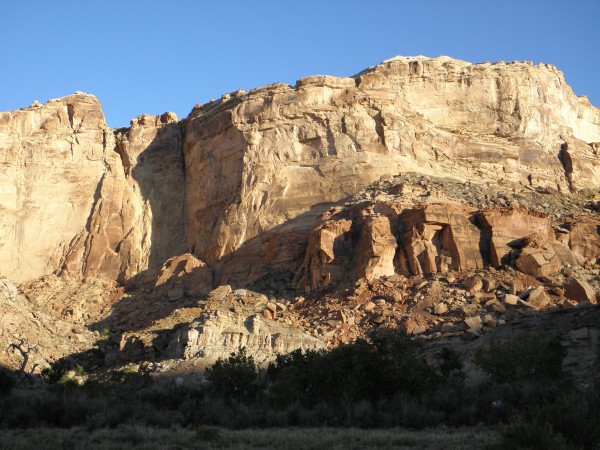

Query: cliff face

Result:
[0,95,185,284]
[1,56,599,287]
[0,94,109,283]
[60,112,186,283]
[184,56,600,286]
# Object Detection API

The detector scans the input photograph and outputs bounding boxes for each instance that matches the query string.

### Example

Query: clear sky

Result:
[2,0,599,128]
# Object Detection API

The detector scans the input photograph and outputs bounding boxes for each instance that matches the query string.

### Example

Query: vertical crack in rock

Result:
[67,103,75,130]
[559,142,575,193]
[80,173,106,276]
[374,111,386,147]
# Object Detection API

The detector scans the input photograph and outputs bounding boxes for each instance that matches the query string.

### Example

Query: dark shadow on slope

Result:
[88,201,345,342]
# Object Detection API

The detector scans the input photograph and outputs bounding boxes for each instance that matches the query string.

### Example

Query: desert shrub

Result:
[347,399,378,428]
[112,365,154,389]
[195,425,222,442]
[267,340,380,405]
[0,390,64,428]
[309,339,381,404]
[369,328,439,395]
[380,393,445,429]
[73,365,86,377]
[40,365,67,385]
[474,334,566,383]
[266,348,324,406]
[205,348,259,402]
[493,421,572,450]
[0,368,16,396]
[525,387,600,449]
[267,329,438,408]
[438,347,464,381]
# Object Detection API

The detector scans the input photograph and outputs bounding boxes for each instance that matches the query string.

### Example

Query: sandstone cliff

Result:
[2,55,600,380]
[183,57,600,286]
[0,96,185,284]
[1,56,599,288]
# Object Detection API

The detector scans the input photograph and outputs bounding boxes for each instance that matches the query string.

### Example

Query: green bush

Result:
[266,329,439,408]
[369,328,439,395]
[0,368,16,396]
[0,329,594,434]
[111,367,153,388]
[474,334,566,383]
[41,365,67,385]
[205,348,259,402]
[266,348,324,406]
[526,387,600,449]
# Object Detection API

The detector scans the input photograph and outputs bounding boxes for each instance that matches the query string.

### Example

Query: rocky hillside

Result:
[1,56,599,379]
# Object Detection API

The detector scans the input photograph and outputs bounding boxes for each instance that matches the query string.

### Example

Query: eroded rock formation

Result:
[296,199,600,291]
[3,56,598,289]
[184,57,600,286]
[165,309,324,366]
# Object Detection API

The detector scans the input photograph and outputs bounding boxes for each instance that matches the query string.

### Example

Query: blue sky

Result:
[2,0,598,128]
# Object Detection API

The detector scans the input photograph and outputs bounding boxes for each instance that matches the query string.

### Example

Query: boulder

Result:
[564,277,597,304]
[515,233,577,278]
[464,316,483,331]
[464,277,483,293]
[566,218,600,265]
[156,254,213,297]
[208,285,233,302]
[434,303,448,315]
[526,286,551,309]
[503,294,520,305]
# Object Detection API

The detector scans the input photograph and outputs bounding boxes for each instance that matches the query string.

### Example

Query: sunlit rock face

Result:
[0,94,109,282]
[1,56,599,287]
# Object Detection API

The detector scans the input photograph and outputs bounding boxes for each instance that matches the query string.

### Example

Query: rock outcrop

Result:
[0,96,185,284]
[0,94,109,282]
[165,309,324,366]
[59,112,186,283]
[296,197,600,291]
[2,55,600,383]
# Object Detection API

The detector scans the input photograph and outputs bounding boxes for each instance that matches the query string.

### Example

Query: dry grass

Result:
[0,425,497,449]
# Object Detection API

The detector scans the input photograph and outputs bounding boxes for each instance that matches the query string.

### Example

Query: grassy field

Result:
[0,425,498,449]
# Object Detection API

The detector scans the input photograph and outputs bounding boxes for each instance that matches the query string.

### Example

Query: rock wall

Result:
[165,309,324,366]
[184,57,600,286]
[60,112,186,283]
[0,95,186,284]
[1,56,599,287]
[0,94,109,282]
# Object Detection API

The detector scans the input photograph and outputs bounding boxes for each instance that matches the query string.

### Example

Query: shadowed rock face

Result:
[60,112,186,284]
[1,56,599,287]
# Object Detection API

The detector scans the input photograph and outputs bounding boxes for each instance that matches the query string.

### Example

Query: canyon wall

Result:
[1,56,599,286]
